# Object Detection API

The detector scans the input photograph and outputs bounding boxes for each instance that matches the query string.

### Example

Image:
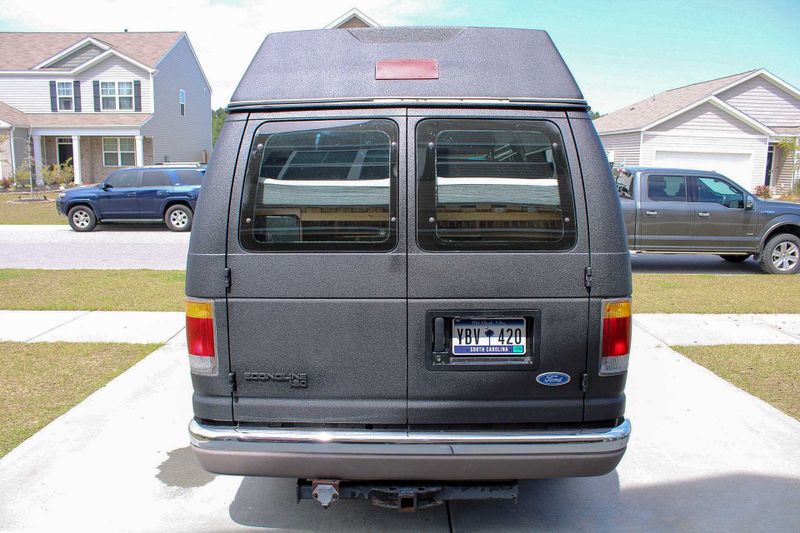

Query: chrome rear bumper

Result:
[190,418,631,480]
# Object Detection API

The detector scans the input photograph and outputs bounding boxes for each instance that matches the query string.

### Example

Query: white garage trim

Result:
[652,150,754,188]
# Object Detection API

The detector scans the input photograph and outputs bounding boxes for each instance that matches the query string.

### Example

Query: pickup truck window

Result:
[416,119,576,251]
[239,119,397,252]
[695,176,744,208]
[647,175,687,202]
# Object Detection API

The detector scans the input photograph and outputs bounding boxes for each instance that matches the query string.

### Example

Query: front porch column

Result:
[71,135,82,185]
[134,135,144,167]
[32,135,44,186]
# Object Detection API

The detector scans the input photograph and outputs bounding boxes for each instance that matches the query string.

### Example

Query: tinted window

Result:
[175,170,204,185]
[417,119,576,251]
[239,119,397,251]
[696,176,744,208]
[105,170,140,188]
[141,170,172,187]
[648,175,687,202]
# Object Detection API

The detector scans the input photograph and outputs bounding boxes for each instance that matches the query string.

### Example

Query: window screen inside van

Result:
[239,119,397,251]
[417,119,577,251]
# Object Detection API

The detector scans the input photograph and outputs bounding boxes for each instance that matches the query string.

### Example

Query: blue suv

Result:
[57,166,205,232]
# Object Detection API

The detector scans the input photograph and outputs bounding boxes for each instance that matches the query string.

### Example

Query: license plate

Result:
[451,318,527,355]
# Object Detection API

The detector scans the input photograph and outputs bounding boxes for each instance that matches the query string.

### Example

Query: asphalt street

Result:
[1,326,798,531]
[0,225,770,274]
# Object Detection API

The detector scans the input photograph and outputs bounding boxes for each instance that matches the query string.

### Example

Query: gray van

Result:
[186,27,632,510]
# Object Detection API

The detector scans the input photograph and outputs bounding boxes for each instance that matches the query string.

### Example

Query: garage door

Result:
[653,151,752,188]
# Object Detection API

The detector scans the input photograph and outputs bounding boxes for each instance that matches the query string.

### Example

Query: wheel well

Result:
[67,202,95,215]
[763,224,800,247]
[163,201,192,217]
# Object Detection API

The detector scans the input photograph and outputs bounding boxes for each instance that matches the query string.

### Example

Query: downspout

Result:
[9,126,16,180]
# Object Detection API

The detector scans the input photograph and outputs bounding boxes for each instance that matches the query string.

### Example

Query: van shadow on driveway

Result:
[228,472,800,531]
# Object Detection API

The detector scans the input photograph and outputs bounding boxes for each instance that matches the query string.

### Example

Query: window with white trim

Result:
[103,137,136,167]
[179,89,186,116]
[100,81,134,111]
[57,82,74,111]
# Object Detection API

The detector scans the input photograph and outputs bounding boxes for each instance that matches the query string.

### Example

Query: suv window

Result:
[141,170,172,187]
[105,170,140,188]
[647,175,687,202]
[239,119,397,251]
[175,170,204,185]
[695,176,744,208]
[416,119,577,251]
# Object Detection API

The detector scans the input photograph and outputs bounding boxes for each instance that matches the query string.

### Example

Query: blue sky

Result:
[1,0,798,111]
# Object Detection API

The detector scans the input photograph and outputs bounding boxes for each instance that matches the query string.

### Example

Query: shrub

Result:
[41,160,74,188]
[755,185,771,199]
[0,177,11,190]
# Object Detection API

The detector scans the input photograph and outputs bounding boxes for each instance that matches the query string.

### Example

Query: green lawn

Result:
[0,192,65,225]
[0,341,160,457]
[633,274,800,314]
[674,344,800,420]
[0,269,185,311]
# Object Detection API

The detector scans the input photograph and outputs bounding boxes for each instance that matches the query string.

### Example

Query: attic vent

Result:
[348,27,464,43]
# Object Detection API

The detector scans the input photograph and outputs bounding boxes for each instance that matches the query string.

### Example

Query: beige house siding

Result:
[774,145,797,192]
[141,36,211,163]
[598,131,640,166]
[47,44,105,69]
[0,76,53,113]
[77,56,152,113]
[717,76,800,127]
[640,133,768,190]
[0,130,11,179]
[649,102,762,136]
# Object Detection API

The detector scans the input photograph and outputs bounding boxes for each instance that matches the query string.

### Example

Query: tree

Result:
[589,111,602,120]
[211,107,228,146]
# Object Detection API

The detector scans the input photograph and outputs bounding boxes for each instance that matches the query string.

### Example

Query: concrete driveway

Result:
[0,225,189,270]
[1,326,798,532]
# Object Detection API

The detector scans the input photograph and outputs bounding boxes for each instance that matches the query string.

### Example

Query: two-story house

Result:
[595,69,800,193]
[0,31,211,185]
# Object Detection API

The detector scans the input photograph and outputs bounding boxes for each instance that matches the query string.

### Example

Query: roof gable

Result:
[326,8,380,29]
[716,72,800,127]
[0,32,183,71]
[594,70,756,133]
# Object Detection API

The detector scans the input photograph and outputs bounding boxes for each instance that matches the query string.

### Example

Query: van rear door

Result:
[406,109,590,424]
[226,112,408,424]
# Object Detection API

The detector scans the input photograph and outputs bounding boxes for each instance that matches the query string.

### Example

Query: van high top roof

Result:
[230,27,586,111]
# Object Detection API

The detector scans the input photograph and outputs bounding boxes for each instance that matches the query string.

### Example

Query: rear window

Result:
[417,119,577,251]
[141,170,172,187]
[175,170,204,185]
[239,119,398,252]
[647,175,687,202]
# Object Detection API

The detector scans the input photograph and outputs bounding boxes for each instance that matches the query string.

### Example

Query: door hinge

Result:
[227,372,237,392]
[583,266,592,289]
[223,267,231,289]
[580,373,589,392]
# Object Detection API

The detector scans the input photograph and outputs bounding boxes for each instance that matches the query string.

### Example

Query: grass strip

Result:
[633,274,800,314]
[0,341,160,457]
[0,194,64,225]
[674,344,799,420]
[0,269,185,311]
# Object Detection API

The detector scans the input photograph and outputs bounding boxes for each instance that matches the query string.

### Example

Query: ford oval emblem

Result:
[536,372,571,386]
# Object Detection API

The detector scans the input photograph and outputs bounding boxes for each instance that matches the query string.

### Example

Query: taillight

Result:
[600,299,631,375]
[186,299,217,375]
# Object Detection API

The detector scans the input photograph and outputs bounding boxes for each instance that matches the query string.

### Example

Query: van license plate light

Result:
[451,318,527,356]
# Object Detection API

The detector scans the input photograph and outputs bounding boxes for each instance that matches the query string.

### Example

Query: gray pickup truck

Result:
[616,166,800,274]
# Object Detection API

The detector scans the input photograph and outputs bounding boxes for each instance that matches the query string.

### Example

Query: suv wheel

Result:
[165,204,193,232]
[719,254,749,263]
[759,233,800,274]
[67,205,97,232]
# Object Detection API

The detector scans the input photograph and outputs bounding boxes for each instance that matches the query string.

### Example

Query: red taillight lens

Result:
[600,300,632,375]
[186,300,217,375]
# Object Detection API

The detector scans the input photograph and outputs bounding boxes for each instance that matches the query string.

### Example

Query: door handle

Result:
[126,192,136,197]
[698,211,710,218]
[645,210,658,216]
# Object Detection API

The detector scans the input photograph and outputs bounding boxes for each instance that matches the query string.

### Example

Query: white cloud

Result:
[1,0,449,107]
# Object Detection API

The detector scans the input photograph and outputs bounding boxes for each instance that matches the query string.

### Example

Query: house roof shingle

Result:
[0,101,29,126]
[593,70,758,134]
[0,32,184,71]
[26,113,151,127]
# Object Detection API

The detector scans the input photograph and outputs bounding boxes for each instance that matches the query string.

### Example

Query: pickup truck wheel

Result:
[719,255,749,263]
[165,204,193,232]
[760,234,800,274]
[67,206,96,232]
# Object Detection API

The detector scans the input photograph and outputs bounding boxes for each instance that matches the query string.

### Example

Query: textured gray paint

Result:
[232,28,583,104]
[142,36,211,163]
